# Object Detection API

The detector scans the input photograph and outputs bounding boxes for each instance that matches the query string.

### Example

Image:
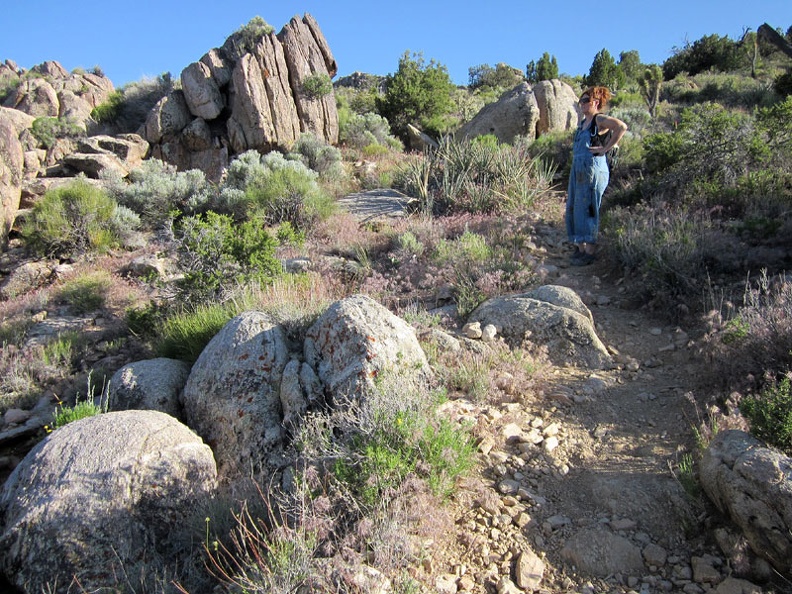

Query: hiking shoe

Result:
[571,252,596,266]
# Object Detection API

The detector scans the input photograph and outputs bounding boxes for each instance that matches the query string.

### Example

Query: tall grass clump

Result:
[396,136,555,216]
[21,179,139,258]
[55,271,113,314]
[154,300,244,363]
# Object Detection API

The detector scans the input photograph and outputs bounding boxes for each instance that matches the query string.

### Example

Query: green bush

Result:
[289,133,344,179]
[154,300,243,363]
[376,51,456,142]
[31,116,84,148]
[663,33,743,79]
[239,152,335,229]
[741,377,792,454]
[301,73,333,99]
[174,211,281,305]
[22,179,136,258]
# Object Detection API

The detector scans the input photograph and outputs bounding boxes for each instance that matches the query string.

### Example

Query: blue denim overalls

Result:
[565,116,609,245]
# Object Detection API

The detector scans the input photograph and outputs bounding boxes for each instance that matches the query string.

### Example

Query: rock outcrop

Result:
[146,13,338,178]
[467,285,612,369]
[700,429,792,577]
[457,79,579,144]
[0,410,217,593]
[1,60,113,131]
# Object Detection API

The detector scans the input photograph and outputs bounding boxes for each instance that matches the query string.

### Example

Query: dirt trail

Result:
[433,216,722,592]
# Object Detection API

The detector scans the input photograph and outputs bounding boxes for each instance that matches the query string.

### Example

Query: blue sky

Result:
[1,1,789,88]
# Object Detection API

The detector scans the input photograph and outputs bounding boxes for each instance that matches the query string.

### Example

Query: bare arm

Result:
[591,114,628,155]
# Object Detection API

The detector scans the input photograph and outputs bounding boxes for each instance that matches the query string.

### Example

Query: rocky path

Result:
[336,191,735,592]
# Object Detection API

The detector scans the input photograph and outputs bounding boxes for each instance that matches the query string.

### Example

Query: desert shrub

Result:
[640,103,759,211]
[662,34,743,79]
[289,133,344,179]
[0,343,38,414]
[22,179,136,258]
[339,112,402,151]
[154,300,243,363]
[30,116,84,148]
[173,211,281,305]
[740,377,792,454]
[106,159,212,227]
[311,369,475,506]
[231,16,274,54]
[603,204,713,302]
[236,152,335,230]
[301,73,333,99]
[56,271,113,314]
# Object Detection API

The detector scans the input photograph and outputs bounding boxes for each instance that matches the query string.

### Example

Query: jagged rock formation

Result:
[145,13,338,179]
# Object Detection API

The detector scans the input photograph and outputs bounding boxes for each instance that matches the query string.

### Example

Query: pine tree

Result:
[586,49,625,91]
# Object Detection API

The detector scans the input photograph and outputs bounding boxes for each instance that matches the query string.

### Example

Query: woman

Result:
[566,86,628,266]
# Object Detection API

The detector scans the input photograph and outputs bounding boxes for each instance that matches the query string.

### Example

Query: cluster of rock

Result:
[0,294,432,591]
[457,79,580,145]
[143,13,338,181]
[0,284,612,591]
[0,12,339,246]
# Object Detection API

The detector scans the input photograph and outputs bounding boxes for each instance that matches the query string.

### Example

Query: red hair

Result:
[582,86,611,109]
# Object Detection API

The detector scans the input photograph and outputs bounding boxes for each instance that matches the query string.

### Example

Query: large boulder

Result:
[699,430,792,576]
[304,294,433,407]
[149,13,337,175]
[533,79,579,136]
[143,90,192,144]
[457,82,540,144]
[181,311,290,477]
[0,410,217,593]
[180,61,225,120]
[0,117,23,245]
[109,357,192,418]
[76,133,149,168]
[467,285,611,369]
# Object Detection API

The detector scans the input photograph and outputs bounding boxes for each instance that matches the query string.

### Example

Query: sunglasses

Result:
[579,97,592,104]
